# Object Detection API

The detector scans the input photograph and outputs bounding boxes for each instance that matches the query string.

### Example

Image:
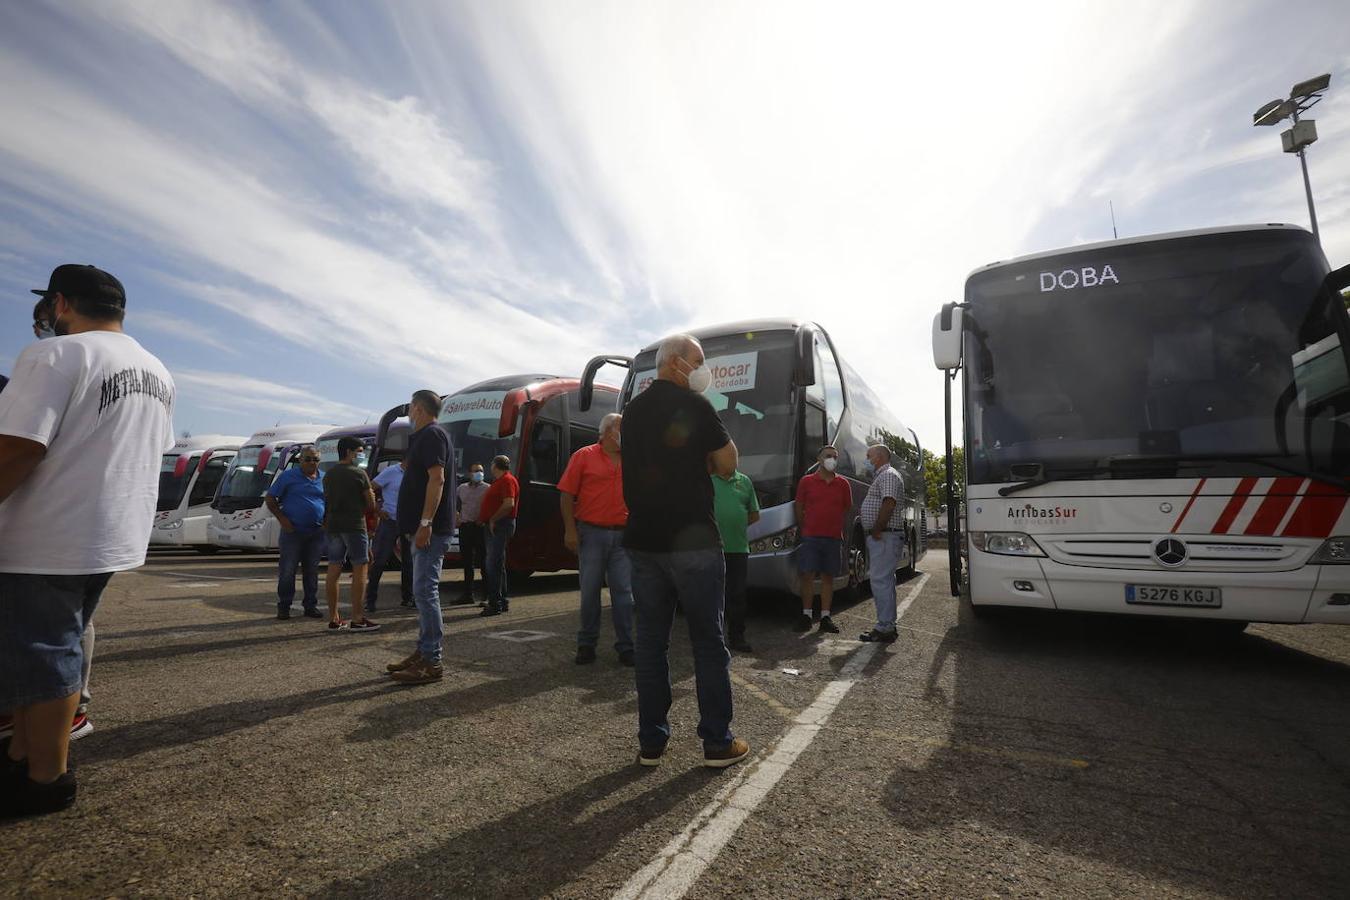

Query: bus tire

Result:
[843,529,869,600]
[194,545,220,556]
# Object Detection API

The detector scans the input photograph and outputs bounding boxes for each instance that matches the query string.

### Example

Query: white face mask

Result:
[686,363,712,393]
[35,323,55,340]
[822,457,838,472]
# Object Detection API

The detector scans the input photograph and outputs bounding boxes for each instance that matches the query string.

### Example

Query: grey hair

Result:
[867,443,892,462]
[655,333,701,369]
[600,413,622,436]
[817,445,838,460]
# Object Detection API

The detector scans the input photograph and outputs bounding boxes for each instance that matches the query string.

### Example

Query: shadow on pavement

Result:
[324,766,711,899]
[884,601,1350,896]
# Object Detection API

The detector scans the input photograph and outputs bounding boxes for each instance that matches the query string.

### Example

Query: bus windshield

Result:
[437,391,518,479]
[629,330,798,505]
[217,445,285,503]
[157,453,200,511]
[964,229,1350,485]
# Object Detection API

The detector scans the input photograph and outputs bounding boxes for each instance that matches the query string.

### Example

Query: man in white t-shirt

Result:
[0,264,175,818]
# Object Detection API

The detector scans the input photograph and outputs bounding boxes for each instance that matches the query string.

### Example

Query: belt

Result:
[579,521,625,531]
[877,527,904,532]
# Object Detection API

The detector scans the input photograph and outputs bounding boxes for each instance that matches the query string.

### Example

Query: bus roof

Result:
[315,423,377,441]
[166,434,247,453]
[966,223,1312,280]
[450,374,559,394]
[634,318,808,354]
[241,424,332,445]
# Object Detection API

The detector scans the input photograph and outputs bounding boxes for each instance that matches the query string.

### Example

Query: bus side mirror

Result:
[792,325,816,387]
[932,304,964,370]
[579,355,632,412]
[500,389,528,438]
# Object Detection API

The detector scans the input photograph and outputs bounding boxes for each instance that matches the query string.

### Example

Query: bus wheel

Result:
[194,545,220,556]
[844,531,869,599]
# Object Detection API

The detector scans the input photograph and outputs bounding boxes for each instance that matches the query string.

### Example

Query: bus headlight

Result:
[157,520,183,530]
[1310,536,1350,564]
[751,526,799,553]
[969,531,1046,557]
[242,520,268,531]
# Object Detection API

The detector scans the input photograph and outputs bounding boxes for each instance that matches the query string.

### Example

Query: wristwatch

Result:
[419,518,433,527]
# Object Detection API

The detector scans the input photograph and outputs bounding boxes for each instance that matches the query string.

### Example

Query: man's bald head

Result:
[655,333,704,384]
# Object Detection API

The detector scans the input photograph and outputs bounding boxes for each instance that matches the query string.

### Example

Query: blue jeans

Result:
[278,528,323,612]
[576,524,634,654]
[866,532,903,632]
[0,572,111,709]
[629,548,734,751]
[411,532,453,663]
[485,519,516,608]
[365,518,412,608]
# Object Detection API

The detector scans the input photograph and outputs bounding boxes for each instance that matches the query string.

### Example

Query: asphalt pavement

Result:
[3,548,1348,898]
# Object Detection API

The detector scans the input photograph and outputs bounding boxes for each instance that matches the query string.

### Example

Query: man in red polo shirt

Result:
[794,445,852,634]
[478,455,520,617]
[559,413,633,666]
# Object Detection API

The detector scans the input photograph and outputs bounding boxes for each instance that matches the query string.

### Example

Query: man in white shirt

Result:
[0,265,175,817]
[454,462,489,605]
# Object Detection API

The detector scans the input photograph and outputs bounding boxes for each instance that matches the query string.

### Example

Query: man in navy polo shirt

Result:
[266,447,326,619]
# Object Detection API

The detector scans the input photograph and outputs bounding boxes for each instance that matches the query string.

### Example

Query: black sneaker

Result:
[575,646,597,665]
[348,619,381,633]
[859,628,898,643]
[276,608,291,620]
[618,649,635,667]
[400,598,416,609]
[817,615,840,635]
[302,608,324,619]
[793,614,813,633]
[4,771,77,818]
[479,604,502,618]
[637,745,665,767]
[450,593,475,606]
[728,636,753,653]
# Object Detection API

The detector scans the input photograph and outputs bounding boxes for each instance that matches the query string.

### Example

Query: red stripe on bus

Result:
[1280,483,1350,539]
[1171,478,1207,533]
[1242,477,1306,536]
[1210,477,1258,534]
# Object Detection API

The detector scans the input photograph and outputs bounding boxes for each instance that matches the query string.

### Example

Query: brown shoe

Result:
[390,659,444,684]
[704,738,750,769]
[386,650,422,673]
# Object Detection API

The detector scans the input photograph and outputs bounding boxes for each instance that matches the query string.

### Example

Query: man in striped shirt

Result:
[860,444,906,643]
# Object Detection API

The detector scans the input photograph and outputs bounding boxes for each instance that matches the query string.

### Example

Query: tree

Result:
[922,446,964,511]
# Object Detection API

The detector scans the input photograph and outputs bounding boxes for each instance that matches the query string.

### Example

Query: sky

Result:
[2,0,1348,450]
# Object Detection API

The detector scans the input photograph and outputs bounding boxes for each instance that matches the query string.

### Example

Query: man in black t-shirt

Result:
[388,390,455,684]
[622,333,749,769]
[323,436,377,631]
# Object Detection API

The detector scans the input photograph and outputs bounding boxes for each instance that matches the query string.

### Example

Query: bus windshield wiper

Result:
[1112,453,1350,493]
[997,464,1108,497]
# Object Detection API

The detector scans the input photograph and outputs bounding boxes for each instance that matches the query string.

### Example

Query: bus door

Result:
[513,394,566,572]
[189,451,234,510]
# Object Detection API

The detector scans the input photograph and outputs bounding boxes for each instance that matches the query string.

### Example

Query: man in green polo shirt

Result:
[712,469,760,653]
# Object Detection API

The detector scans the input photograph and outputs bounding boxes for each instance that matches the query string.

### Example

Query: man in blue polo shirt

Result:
[266,446,326,619]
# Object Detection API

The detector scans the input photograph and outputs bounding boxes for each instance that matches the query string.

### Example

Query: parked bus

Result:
[932,224,1350,626]
[579,319,927,595]
[208,424,331,551]
[374,376,621,577]
[314,423,377,475]
[366,414,411,476]
[150,434,247,553]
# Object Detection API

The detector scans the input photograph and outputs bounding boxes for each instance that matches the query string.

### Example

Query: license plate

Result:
[1125,584,1222,608]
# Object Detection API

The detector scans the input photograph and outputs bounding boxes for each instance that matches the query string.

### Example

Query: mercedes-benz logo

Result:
[1154,538,1188,568]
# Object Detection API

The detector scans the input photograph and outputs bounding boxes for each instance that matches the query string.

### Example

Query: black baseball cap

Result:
[31,264,126,309]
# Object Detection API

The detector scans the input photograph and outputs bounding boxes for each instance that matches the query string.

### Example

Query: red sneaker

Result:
[70,712,93,741]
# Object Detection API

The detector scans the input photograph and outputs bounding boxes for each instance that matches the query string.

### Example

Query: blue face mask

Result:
[35,322,55,340]
[471,471,484,483]
[861,459,875,477]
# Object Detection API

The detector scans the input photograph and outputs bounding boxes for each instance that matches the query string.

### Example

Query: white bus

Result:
[581,319,927,595]
[150,434,247,553]
[932,224,1350,627]
[208,425,331,551]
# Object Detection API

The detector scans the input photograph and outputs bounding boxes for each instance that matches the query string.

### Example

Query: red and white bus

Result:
[933,224,1350,627]
[372,375,620,578]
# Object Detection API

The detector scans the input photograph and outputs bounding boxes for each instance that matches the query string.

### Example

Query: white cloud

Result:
[134,310,238,356]
[171,367,369,425]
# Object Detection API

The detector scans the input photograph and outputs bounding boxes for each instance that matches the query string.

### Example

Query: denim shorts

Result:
[0,571,111,709]
[326,531,370,565]
[797,536,842,575]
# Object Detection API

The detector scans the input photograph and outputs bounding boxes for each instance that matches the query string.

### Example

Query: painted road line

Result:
[614,573,931,900]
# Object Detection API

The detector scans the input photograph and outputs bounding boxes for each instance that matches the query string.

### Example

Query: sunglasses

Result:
[300,457,320,462]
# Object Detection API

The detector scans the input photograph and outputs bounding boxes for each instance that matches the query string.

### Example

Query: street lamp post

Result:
[1253,73,1331,241]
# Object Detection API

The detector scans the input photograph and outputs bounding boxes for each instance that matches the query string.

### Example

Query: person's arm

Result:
[708,440,738,478]
[560,492,579,553]
[747,480,761,526]
[0,435,46,505]
[488,491,516,526]
[870,497,897,540]
[362,475,376,514]
[416,465,445,548]
[266,477,295,532]
[372,481,388,520]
